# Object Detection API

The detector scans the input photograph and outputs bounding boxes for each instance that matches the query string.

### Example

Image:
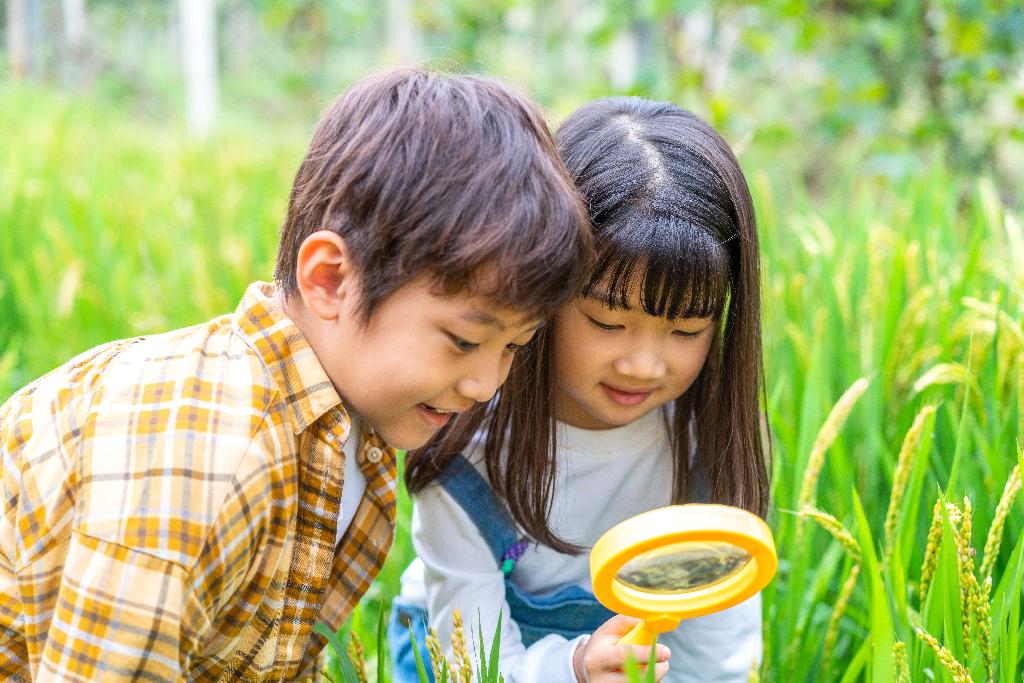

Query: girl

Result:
[390,97,770,683]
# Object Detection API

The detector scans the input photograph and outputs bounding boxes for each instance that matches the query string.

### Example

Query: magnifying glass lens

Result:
[615,541,751,593]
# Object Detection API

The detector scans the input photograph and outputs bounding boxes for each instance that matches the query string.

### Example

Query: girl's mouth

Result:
[416,403,455,429]
[600,383,653,406]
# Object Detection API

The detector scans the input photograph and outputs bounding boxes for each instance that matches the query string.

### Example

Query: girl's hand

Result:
[572,615,671,683]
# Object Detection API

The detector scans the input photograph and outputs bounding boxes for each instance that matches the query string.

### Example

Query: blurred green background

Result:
[2,1,1024,681]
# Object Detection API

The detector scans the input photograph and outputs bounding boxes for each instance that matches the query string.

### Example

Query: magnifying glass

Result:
[590,504,777,645]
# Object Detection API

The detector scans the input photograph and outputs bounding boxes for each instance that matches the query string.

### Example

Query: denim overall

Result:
[388,455,615,682]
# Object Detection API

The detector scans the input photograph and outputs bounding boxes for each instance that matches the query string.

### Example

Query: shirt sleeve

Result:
[663,593,762,683]
[35,531,209,682]
[412,484,583,683]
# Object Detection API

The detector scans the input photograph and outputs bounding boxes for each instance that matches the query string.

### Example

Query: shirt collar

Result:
[234,281,343,434]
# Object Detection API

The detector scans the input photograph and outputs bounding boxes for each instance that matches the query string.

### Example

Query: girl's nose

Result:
[613,350,667,381]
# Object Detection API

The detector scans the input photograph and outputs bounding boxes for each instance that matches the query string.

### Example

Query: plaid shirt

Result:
[0,281,397,682]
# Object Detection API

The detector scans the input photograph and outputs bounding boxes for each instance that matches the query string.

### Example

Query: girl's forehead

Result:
[577,280,720,323]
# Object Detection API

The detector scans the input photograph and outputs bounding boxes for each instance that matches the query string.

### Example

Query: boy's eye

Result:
[585,315,621,331]
[447,334,480,352]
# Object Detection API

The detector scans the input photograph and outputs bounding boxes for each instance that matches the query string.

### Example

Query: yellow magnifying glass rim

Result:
[590,504,777,642]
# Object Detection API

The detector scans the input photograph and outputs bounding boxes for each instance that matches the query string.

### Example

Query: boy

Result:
[0,68,591,681]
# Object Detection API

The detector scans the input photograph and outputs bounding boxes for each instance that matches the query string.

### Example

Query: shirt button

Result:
[366,446,383,463]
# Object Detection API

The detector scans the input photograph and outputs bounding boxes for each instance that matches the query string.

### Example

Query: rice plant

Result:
[2,86,1021,681]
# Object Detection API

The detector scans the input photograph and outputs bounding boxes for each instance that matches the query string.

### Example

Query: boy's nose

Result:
[455,361,505,404]
[613,351,667,381]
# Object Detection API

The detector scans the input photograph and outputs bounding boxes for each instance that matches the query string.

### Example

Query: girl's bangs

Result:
[584,217,731,320]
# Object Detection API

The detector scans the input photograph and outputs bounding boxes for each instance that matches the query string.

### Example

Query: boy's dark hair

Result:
[275,67,592,322]
[407,97,771,554]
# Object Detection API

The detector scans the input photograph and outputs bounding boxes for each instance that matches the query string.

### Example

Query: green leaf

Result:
[947,334,975,493]
[852,488,895,682]
[622,649,643,682]
[938,501,966,660]
[314,621,361,683]
[407,620,432,683]
[895,406,938,569]
[377,601,387,683]
[486,608,503,682]
[992,522,1024,683]
[836,637,871,683]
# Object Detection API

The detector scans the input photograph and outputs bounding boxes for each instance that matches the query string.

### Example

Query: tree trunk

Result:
[61,0,87,46]
[703,8,740,95]
[7,0,30,79]
[386,0,419,62]
[179,0,218,138]
[61,0,89,87]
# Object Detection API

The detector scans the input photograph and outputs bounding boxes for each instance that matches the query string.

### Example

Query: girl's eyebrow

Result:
[584,289,632,309]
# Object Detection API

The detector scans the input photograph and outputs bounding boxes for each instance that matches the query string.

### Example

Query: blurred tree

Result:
[60,0,90,88]
[387,0,422,61]
[2,0,1020,195]
[6,0,32,79]
[178,0,218,138]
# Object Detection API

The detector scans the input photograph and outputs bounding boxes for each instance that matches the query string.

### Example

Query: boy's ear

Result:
[294,230,358,321]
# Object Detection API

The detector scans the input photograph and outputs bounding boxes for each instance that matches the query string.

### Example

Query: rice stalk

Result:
[884,284,933,382]
[883,404,937,560]
[956,497,975,652]
[451,609,473,683]
[974,575,994,682]
[980,462,1022,580]
[1005,211,1024,285]
[426,626,448,683]
[895,344,943,393]
[921,499,962,604]
[915,627,974,683]
[346,632,367,683]
[913,362,967,394]
[961,297,1024,350]
[822,563,860,664]
[893,641,910,683]
[796,376,871,541]
[798,506,861,561]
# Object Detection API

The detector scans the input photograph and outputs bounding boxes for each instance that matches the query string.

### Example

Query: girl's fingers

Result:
[592,613,642,637]
[625,644,671,664]
[651,661,671,681]
[589,643,671,674]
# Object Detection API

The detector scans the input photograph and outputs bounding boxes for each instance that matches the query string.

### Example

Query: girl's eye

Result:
[447,334,480,352]
[586,315,621,331]
[504,342,521,353]
[672,329,703,338]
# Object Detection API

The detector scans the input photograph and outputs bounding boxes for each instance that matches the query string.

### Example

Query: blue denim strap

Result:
[505,579,616,646]
[437,454,521,565]
[435,455,616,646]
[388,598,435,683]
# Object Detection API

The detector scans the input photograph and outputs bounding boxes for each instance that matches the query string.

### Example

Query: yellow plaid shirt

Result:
[0,281,397,681]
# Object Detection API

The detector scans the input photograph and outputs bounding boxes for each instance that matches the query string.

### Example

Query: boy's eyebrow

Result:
[460,309,544,335]
[460,308,507,330]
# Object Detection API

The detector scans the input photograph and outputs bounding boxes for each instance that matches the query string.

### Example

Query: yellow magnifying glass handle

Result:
[618,614,679,645]
[618,620,658,646]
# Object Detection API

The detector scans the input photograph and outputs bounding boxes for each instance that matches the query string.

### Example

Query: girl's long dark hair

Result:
[406,97,770,554]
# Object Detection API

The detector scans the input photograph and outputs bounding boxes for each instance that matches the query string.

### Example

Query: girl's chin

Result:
[569,405,645,431]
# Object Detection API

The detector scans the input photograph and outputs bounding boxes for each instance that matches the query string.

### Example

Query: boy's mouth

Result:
[416,403,457,429]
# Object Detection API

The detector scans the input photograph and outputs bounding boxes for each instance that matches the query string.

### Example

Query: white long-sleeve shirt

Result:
[397,409,762,683]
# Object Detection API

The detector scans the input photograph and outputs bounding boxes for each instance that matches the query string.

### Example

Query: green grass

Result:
[2,84,1022,682]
